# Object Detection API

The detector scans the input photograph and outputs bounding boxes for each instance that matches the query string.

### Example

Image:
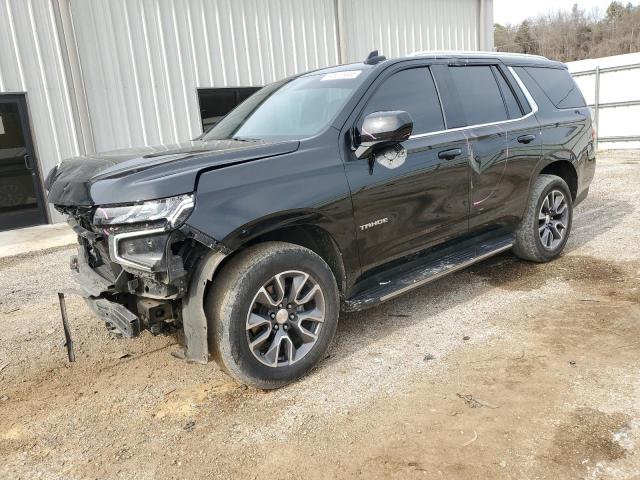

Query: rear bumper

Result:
[576,149,596,206]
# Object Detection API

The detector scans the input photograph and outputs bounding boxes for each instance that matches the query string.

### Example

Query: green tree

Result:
[606,1,626,20]
[515,20,538,54]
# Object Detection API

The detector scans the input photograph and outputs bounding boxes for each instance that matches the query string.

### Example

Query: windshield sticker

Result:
[321,71,362,81]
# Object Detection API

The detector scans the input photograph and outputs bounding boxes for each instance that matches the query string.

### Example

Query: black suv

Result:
[47,51,595,388]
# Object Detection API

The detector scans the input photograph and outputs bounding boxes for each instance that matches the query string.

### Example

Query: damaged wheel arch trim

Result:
[181,249,228,364]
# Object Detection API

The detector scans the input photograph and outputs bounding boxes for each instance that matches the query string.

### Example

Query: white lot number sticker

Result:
[321,70,362,81]
[0,115,4,135]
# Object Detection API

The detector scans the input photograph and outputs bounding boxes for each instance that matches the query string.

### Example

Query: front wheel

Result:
[513,174,573,262]
[205,242,339,389]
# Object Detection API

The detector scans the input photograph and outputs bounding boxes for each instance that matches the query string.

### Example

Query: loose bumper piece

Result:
[85,297,141,338]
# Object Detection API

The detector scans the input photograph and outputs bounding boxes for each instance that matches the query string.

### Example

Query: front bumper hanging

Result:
[85,297,141,338]
[69,227,228,363]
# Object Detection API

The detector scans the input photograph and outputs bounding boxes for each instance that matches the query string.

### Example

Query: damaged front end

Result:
[59,194,226,362]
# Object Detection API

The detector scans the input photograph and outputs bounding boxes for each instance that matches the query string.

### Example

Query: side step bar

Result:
[343,234,513,312]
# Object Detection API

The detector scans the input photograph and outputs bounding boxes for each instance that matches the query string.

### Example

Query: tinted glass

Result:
[198,87,261,131]
[493,67,522,119]
[204,70,366,141]
[448,66,508,126]
[362,68,445,135]
[0,101,45,230]
[524,67,586,109]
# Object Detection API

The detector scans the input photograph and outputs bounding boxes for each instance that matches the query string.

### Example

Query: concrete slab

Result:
[0,223,76,259]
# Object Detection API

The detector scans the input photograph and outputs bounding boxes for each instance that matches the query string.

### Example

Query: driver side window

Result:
[362,67,445,136]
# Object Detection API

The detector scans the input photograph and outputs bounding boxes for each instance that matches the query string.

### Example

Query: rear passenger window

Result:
[362,68,445,135]
[524,67,586,109]
[492,66,523,119]
[448,66,508,126]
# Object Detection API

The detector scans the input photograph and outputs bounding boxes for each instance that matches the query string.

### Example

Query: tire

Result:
[513,174,573,263]
[205,241,339,389]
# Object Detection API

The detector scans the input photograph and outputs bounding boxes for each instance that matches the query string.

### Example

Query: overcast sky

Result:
[494,0,639,25]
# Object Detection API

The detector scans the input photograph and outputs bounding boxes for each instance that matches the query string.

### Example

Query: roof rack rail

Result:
[409,50,547,60]
[364,50,386,65]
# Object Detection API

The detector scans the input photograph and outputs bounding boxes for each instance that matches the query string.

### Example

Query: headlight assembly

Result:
[110,230,170,271]
[94,194,195,272]
[93,194,194,228]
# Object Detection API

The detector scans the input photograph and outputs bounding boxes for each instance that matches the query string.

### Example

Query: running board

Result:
[343,234,513,312]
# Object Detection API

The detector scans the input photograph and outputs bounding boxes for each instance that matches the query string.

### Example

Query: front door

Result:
[343,65,470,273]
[0,95,47,231]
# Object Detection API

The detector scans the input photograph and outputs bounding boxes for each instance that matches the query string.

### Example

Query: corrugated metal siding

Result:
[0,0,487,225]
[0,0,80,221]
[69,0,340,152]
[339,0,480,62]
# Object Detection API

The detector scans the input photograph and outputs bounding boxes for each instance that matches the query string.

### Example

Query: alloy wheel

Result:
[538,189,569,250]
[246,270,325,367]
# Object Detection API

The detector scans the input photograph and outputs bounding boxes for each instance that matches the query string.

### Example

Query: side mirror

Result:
[354,111,413,159]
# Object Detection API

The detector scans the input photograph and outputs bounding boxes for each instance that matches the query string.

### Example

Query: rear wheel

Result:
[513,174,573,262]
[206,242,339,389]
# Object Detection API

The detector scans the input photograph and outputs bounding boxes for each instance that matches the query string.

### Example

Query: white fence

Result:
[568,52,640,150]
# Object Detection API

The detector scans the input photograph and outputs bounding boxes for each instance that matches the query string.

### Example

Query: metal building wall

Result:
[0,0,81,222]
[67,0,489,153]
[338,0,487,62]
[68,0,340,152]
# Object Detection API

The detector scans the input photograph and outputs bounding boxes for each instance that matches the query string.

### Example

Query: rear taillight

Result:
[592,126,597,142]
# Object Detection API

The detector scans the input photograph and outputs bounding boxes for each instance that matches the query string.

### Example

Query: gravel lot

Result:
[1,151,639,479]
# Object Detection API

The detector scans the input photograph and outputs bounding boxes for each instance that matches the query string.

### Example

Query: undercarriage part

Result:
[136,297,176,334]
[131,275,178,299]
[85,297,141,338]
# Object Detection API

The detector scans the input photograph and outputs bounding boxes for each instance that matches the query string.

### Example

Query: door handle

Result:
[438,148,463,160]
[517,134,536,144]
[24,154,33,171]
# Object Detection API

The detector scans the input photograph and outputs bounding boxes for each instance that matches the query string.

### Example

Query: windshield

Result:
[202,70,366,142]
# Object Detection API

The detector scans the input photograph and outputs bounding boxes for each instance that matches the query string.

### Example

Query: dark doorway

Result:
[198,87,261,132]
[0,95,48,231]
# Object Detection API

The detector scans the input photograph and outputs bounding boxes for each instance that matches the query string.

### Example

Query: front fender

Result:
[185,135,357,263]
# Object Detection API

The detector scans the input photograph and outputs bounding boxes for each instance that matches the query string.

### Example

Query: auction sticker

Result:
[321,71,362,81]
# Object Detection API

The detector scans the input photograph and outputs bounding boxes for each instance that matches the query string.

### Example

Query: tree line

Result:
[495,1,640,61]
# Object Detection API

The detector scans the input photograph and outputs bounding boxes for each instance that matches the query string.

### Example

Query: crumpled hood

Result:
[47,139,299,206]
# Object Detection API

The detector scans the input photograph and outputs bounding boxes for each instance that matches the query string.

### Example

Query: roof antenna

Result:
[364,50,386,65]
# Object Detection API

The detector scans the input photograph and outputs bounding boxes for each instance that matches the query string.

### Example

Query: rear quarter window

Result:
[523,67,586,109]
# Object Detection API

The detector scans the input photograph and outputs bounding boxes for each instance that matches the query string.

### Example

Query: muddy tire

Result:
[205,241,339,389]
[513,174,573,263]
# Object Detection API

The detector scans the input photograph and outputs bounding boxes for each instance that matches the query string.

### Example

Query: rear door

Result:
[434,62,541,234]
[0,95,47,231]
[343,64,470,272]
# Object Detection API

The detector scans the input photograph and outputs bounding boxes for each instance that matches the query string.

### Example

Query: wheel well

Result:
[540,161,578,200]
[224,225,347,296]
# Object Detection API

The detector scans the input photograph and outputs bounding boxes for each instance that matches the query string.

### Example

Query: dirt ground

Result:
[1,151,639,480]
